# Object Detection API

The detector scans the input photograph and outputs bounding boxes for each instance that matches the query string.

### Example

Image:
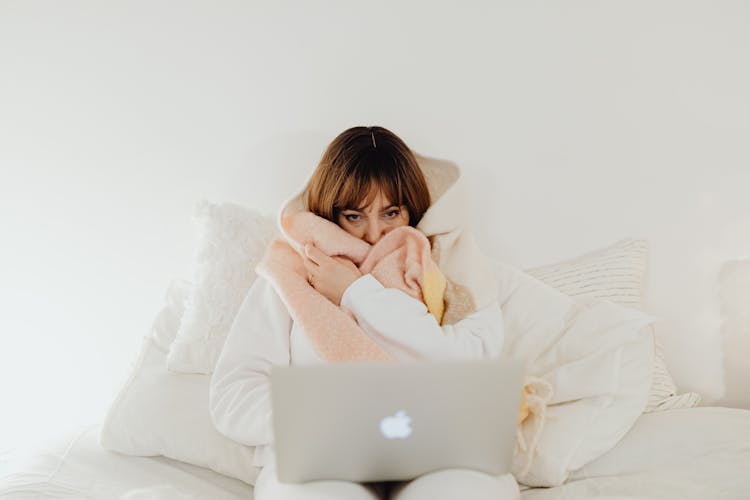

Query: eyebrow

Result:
[347,204,399,213]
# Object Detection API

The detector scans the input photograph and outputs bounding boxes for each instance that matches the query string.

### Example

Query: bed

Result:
[2,405,749,499]
[0,216,750,500]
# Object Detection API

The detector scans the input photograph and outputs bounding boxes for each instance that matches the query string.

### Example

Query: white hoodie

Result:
[208,154,505,468]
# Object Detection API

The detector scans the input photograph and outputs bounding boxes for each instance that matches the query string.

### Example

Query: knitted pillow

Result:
[166,200,278,374]
[525,238,701,412]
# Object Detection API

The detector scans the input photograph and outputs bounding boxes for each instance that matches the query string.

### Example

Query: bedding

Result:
[92,159,706,489]
[158,155,662,486]
[2,407,749,499]
[98,279,263,484]
[523,407,750,499]
[100,251,658,489]
[0,424,254,499]
[525,237,701,412]
[98,234,688,485]
[493,259,656,485]
[163,196,696,411]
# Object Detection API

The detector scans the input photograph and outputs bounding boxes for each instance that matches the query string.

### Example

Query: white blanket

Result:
[493,259,656,487]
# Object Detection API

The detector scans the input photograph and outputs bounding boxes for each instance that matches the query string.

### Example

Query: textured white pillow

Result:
[99,278,262,485]
[525,238,701,412]
[167,200,278,374]
[525,238,647,308]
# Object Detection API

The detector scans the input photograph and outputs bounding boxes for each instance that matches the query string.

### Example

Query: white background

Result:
[1,1,749,450]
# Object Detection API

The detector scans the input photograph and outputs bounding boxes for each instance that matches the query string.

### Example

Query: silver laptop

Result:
[269,357,525,483]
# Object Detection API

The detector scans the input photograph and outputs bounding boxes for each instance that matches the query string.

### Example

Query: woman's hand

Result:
[302,242,363,306]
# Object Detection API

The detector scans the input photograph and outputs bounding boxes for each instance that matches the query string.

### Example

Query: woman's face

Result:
[337,186,410,245]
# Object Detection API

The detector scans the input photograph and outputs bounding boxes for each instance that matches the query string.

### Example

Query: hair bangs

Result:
[336,152,404,211]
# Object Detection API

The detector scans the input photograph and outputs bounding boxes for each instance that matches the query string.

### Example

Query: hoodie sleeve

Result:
[340,273,504,361]
[208,275,292,448]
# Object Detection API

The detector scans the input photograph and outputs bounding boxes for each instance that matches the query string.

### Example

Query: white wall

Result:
[2,1,749,449]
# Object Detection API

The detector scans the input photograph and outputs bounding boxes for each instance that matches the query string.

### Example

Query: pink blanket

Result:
[256,211,447,362]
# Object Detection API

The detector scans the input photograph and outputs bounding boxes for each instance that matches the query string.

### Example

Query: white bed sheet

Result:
[1,407,749,500]
[523,406,750,500]
[0,424,255,499]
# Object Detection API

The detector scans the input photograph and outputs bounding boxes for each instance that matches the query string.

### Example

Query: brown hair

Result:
[305,126,431,227]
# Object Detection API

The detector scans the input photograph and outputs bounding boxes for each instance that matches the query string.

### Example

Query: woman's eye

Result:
[344,210,399,222]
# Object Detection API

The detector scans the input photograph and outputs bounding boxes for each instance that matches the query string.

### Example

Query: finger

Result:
[301,257,317,273]
[333,256,358,271]
[304,242,332,265]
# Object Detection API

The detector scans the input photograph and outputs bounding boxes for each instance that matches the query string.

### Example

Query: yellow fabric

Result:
[423,270,447,325]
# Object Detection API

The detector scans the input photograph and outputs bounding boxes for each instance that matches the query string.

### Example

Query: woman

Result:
[209,126,520,499]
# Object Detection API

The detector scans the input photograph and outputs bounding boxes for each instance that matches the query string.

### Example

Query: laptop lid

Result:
[270,357,525,483]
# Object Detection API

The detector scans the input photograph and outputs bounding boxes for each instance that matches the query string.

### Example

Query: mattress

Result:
[1,407,749,499]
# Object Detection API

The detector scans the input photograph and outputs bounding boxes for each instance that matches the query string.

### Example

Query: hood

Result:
[277,152,468,249]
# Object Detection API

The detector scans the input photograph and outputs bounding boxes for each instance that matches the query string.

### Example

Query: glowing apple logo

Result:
[379,410,413,439]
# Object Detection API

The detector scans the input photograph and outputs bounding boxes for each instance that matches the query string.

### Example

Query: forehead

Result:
[352,188,395,211]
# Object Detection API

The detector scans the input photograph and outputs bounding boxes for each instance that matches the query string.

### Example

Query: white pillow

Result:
[718,258,750,410]
[167,200,278,374]
[99,279,262,485]
[525,238,648,308]
[525,238,701,412]
[495,259,656,487]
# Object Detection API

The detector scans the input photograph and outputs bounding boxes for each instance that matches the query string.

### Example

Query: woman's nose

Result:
[364,221,386,245]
